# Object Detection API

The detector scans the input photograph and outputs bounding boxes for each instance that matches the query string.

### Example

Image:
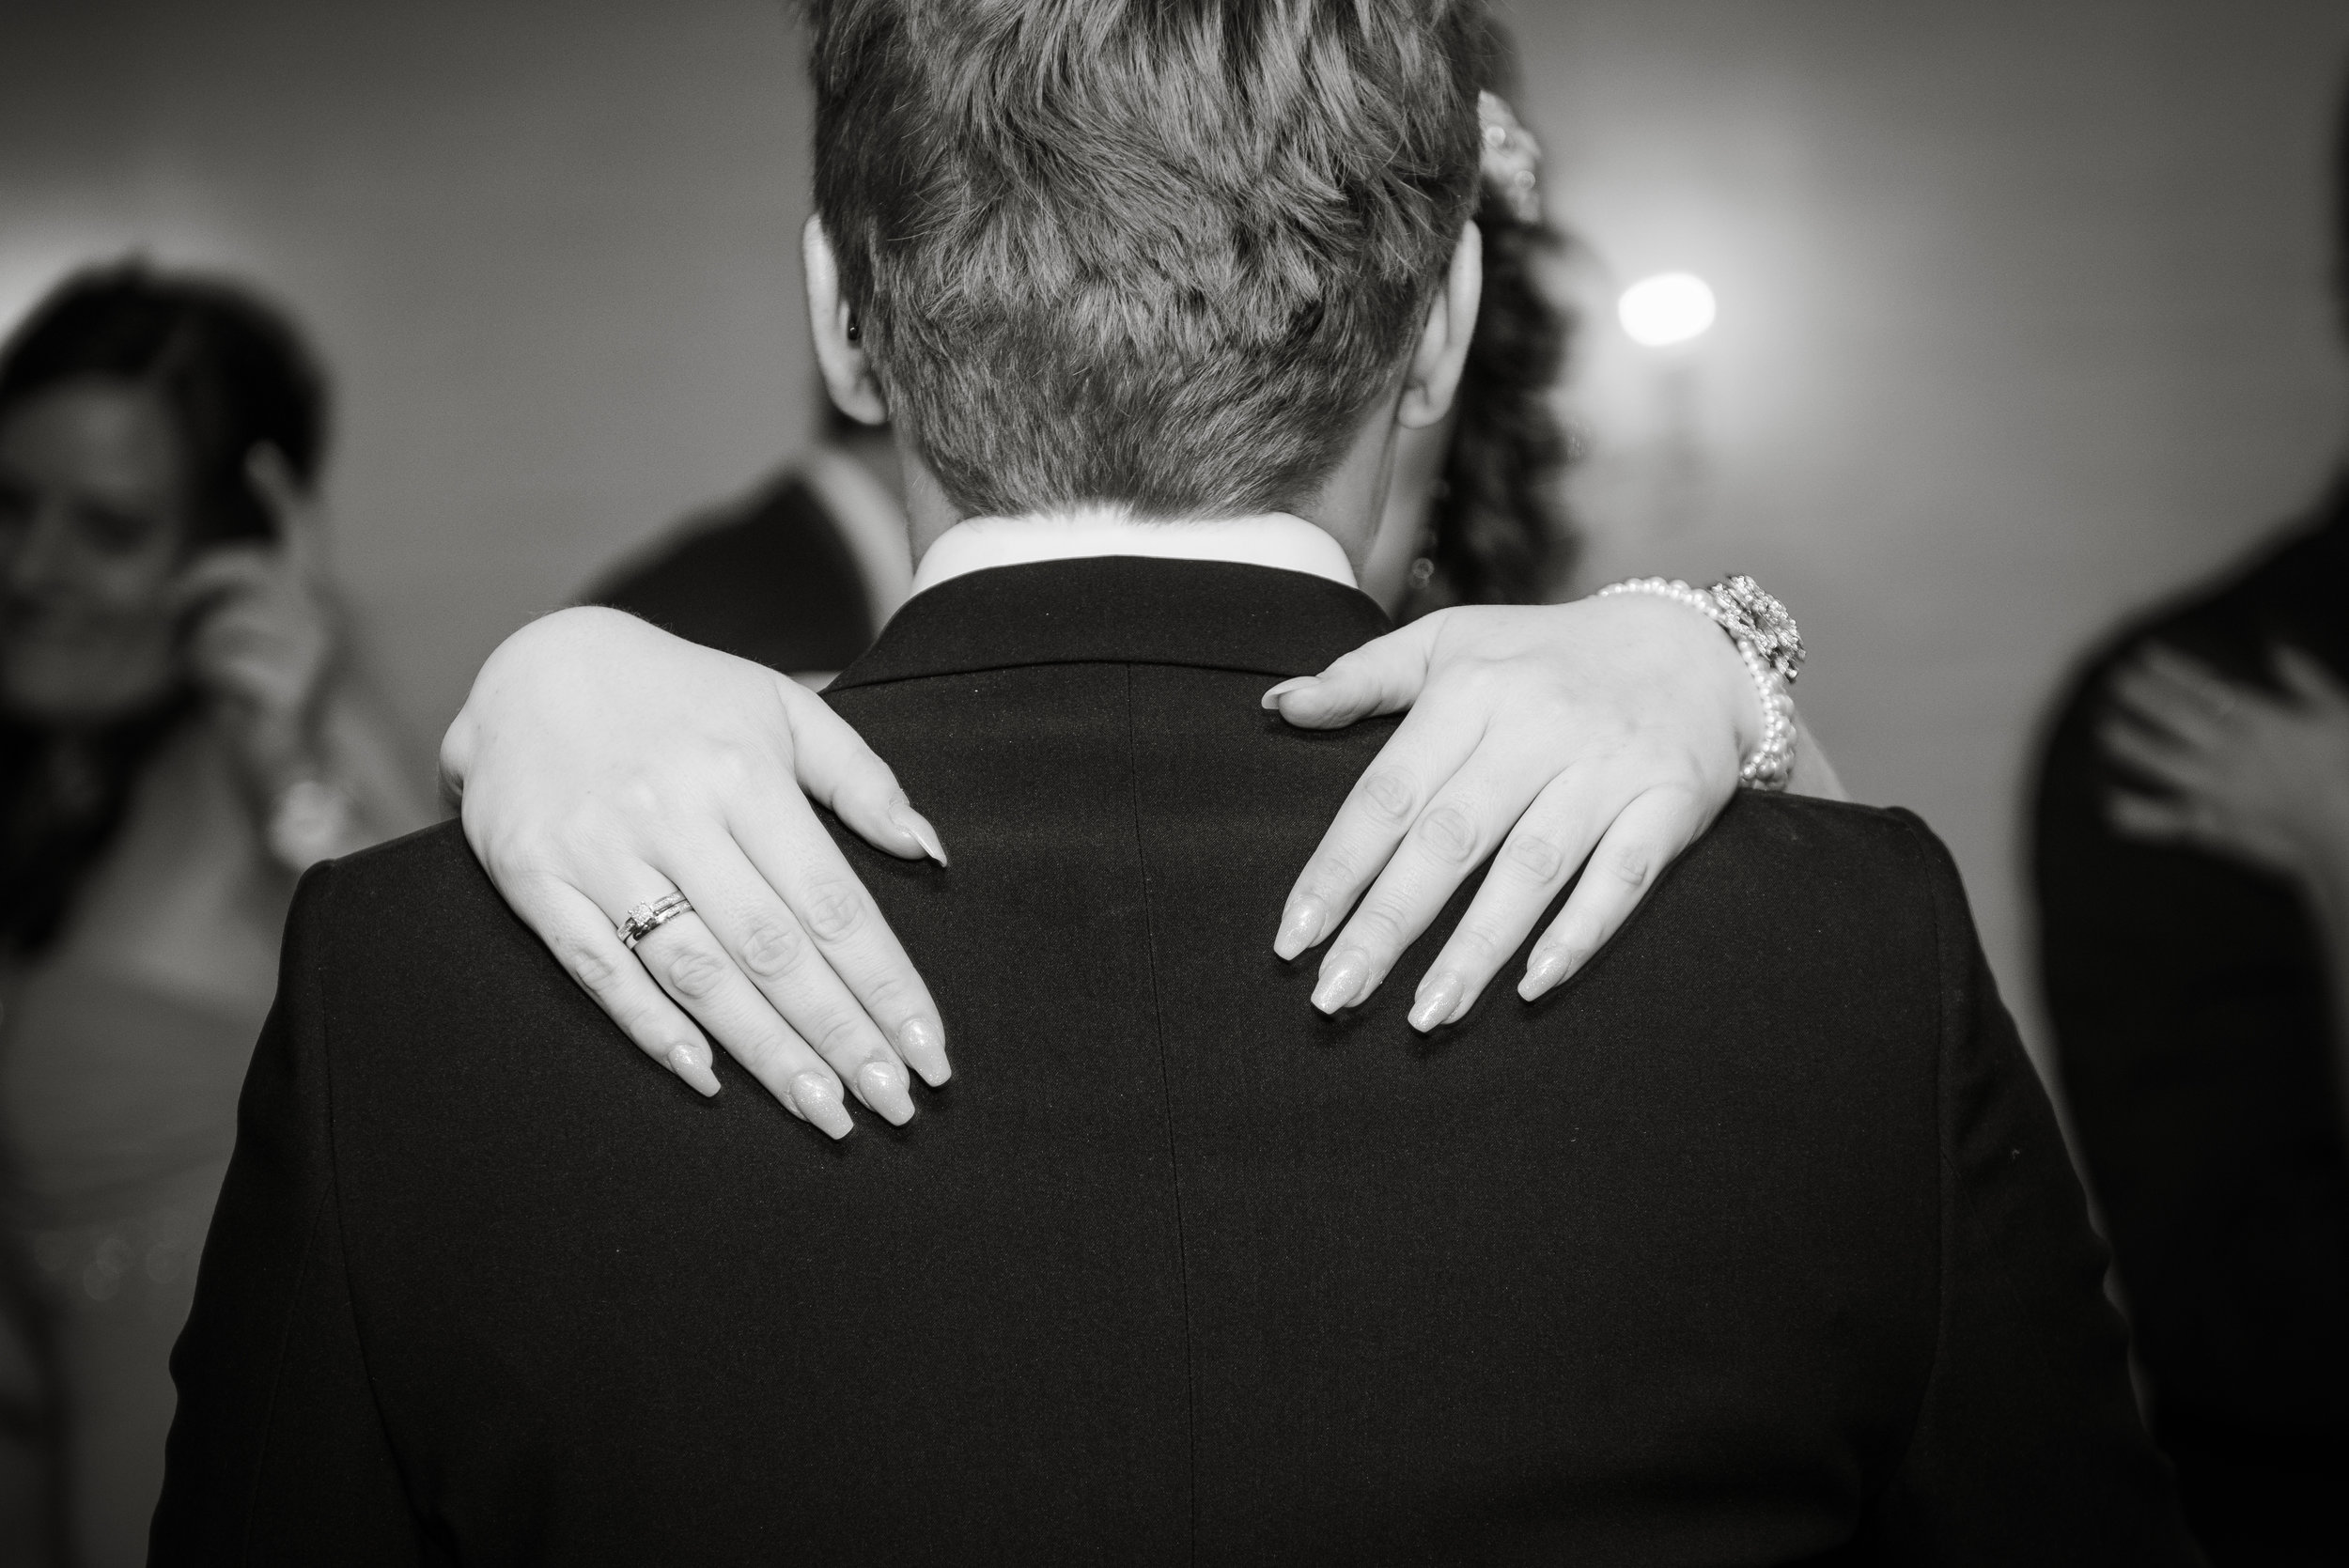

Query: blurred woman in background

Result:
[0,265,430,1566]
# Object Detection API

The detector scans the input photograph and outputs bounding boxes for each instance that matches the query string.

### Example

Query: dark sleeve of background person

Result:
[2033,493,2349,1560]
[581,472,875,674]
[147,870,421,1566]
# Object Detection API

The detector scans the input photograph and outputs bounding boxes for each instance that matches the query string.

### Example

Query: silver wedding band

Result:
[617,893,692,951]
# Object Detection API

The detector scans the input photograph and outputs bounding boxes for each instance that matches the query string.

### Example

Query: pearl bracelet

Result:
[1596,576,1800,791]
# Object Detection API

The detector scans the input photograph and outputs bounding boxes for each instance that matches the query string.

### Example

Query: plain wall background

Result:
[3,0,2346,1069]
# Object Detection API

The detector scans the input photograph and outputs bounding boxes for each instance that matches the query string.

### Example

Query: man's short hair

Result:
[809,0,1486,520]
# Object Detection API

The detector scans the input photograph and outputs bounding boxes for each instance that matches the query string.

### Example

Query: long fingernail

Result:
[888,797,949,866]
[1312,949,1371,1015]
[667,1041,721,1097]
[1408,972,1463,1033]
[1518,944,1575,1001]
[1260,675,1318,710]
[897,1017,951,1087]
[855,1059,915,1126]
[1274,894,1328,960]
[789,1072,853,1139]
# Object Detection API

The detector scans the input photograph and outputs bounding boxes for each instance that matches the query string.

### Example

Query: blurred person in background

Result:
[586,396,907,685]
[0,265,431,1567]
[2034,75,2349,1568]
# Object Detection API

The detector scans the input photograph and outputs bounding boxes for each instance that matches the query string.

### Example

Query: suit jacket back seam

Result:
[1122,662,1204,1560]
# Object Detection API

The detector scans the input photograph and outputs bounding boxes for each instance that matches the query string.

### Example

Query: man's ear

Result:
[1398,221,1484,431]
[804,215,889,426]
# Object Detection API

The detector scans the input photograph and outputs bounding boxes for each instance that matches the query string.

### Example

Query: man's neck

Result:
[908,509,1359,598]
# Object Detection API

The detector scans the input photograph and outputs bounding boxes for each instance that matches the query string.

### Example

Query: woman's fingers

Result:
[2113,647,2268,746]
[2106,672,2212,750]
[2108,789,2201,846]
[2275,645,2349,711]
[1260,613,1441,730]
[2136,644,2241,706]
[1404,768,1610,1031]
[785,678,948,866]
[625,908,856,1138]
[1307,746,1522,1014]
[502,872,720,1096]
[1273,697,1491,962]
[496,853,865,1138]
[2099,711,2215,796]
[1268,597,1751,1021]
[657,824,928,1115]
[725,799,951,1088]
[244,443,329,575]
[1519,784,1712,1001]
[166,546,282,621]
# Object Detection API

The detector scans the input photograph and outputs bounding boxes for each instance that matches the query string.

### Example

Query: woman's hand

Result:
[2103,644,2349,886]
[441,608,951,1137]
[451,585,1791,1125]
[175,447,341,797]
[1262,593,1762,1030]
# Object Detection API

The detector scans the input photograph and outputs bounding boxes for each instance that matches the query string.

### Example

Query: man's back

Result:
[158,561,2186,1563]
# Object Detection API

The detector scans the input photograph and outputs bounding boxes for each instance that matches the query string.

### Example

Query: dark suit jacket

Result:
[584,470,876,673]
[159,558,2192,1564]
[2034,486,2349,1561]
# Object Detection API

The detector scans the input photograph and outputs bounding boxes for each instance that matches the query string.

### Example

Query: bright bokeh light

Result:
[1617,272,1718,348]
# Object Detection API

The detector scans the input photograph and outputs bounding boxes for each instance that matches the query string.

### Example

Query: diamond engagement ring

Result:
[617,893,693,951]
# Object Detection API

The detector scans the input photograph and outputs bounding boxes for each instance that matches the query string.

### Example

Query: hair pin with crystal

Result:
[1477,90,1544,227]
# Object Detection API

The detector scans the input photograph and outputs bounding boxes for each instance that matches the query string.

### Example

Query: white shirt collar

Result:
[908,508,1358,599]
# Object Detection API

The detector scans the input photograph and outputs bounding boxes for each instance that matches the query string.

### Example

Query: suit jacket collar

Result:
[829,557,1393,691]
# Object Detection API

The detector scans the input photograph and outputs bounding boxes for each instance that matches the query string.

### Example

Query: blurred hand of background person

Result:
[174,447,339,800]
[2105,646,2349,1119]
[2107,646,2349,890]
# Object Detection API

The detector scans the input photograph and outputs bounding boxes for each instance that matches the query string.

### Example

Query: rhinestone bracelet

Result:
[1596,576,1799,791]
